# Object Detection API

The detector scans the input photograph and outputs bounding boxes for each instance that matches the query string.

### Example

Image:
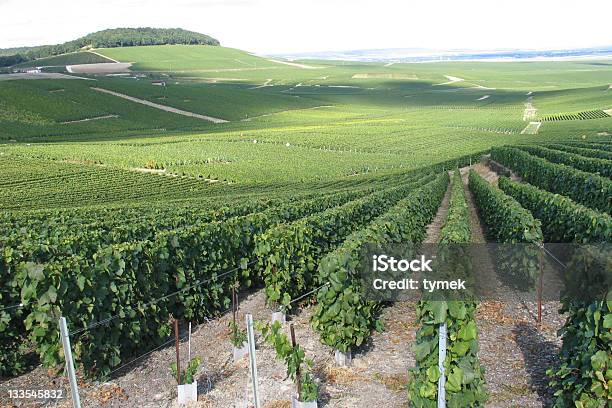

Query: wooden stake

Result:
[232,285,237,324]
[289,323,302,400]
[174,319,181,384]
[232,285,238,341]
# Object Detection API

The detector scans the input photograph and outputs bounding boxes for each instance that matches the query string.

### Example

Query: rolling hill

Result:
[95,45,281,72]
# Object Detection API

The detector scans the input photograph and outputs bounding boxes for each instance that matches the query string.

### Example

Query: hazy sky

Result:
[1,0,611,54]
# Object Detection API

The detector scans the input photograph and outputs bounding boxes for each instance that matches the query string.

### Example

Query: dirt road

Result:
[91,87,229,123]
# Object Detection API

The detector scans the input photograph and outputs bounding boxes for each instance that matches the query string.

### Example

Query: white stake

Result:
[59,317,81,408]
[188,322,192,362]
[438,322,447,408]
[246,314,261,408]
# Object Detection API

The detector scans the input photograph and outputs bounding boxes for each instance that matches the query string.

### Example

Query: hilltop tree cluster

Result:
[0,28,220,67]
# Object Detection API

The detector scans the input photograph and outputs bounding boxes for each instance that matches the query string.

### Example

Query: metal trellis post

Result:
[438,322,447,408]
[188,322,192,362]
[246,314,261,408]
[59,317,82,408]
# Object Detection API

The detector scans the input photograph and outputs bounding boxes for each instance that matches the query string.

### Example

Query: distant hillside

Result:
[0,28,220,67]
[95,45,279,72]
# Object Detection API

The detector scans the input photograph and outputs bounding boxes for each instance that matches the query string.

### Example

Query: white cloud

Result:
[0,0,610,53]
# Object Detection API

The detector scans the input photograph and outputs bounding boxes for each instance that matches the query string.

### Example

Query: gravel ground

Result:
[0,288,418,408]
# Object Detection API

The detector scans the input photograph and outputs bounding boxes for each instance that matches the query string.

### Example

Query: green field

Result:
[97,45,282,71]
[1,46,610,179]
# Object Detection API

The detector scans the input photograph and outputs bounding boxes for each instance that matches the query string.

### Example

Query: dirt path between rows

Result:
[321,175,456,407]
[523,96,537,121]
[424,175,452,243]
[521,95,541,134]
[316,175,460,407]
[460,163,563,408]
[459,166,488,244]
[91,87,228,123]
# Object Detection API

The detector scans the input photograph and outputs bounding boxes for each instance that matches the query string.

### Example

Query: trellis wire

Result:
[277,282,331,314]
[0,302,25,313]
[538,244,568,270]
[70,260,256,336]
[106,334,186,379]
